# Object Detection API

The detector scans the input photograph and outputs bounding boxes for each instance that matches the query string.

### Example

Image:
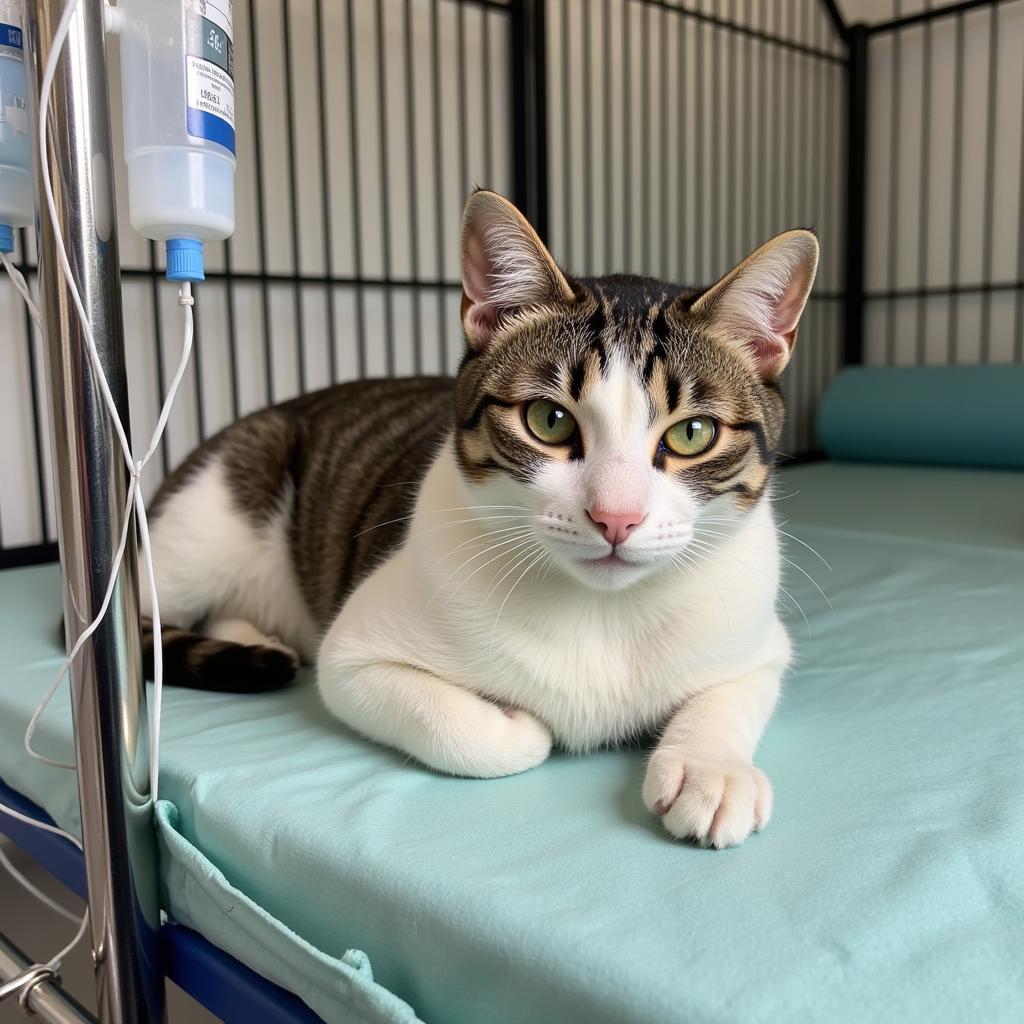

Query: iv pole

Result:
[12,0,164,1020]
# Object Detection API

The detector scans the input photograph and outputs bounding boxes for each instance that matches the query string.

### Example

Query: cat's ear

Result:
[460,190,574,351]
[688,230,819,381]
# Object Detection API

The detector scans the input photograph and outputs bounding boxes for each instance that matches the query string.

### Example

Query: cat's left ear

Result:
[687,230,819,381]
[460,190,574,351]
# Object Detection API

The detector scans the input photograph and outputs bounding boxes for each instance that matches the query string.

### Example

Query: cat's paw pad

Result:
[642,753,772,849]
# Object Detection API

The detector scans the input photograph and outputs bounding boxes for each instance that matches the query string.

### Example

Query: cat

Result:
[143,190,818,848]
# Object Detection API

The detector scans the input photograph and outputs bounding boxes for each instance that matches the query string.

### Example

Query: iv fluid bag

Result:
[118,0,236,243]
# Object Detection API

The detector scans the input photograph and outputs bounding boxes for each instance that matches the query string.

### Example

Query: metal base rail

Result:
[0,934,95,1024]
[0,775,325,1024]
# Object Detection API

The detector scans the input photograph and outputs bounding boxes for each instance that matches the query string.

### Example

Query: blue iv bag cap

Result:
[0,225,14,254]
[165,237,205,282]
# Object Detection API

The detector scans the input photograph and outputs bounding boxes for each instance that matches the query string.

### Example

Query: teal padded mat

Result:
[819,364,1024,469]
[2,462,1023,1023]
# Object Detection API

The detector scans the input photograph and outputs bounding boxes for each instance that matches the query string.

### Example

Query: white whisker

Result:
[671,550,733,637]
[539,550,555,582]
[355,505,532,539]
[486,540,544,605]
[402,513,536,542]
[493,547,548,632]
[688,534,811,633]
[693,525,831,609]
[440,534,539,605]
[775,527,832,571]
[779,558,832,609]
[443,523,537,560]
[777,583,811,634]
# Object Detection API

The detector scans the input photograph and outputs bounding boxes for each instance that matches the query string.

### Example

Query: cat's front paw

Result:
[439,704,553,779]
[642,752,772,849]
[488,706,554,776]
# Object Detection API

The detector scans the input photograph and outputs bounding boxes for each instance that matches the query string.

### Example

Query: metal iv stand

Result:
[0,0,164,1020]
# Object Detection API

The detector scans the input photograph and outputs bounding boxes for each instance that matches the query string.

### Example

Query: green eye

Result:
[663,417,717,457]
[524,400,578,446]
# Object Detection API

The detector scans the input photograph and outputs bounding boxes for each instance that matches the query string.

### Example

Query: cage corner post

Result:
[25,0,165,1021]
[843,22,868,367]
[510,0,549,244]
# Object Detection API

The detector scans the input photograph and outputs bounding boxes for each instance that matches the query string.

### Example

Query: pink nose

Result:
[586,508,646,546]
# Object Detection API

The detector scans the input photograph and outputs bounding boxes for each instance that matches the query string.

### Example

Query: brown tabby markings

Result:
[453,273,784,510]
[140,624,299,693]
[154,378,455,629]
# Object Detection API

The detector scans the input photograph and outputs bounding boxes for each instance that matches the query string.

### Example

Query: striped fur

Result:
[141,619,299,693]
[453,271,787,509]
[144,378,454,689]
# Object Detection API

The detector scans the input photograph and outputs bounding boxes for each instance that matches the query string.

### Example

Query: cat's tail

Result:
[58,617,300,691]
[142,619,299,692]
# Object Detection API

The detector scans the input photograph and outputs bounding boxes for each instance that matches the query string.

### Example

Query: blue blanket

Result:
[2,462,1022,1023]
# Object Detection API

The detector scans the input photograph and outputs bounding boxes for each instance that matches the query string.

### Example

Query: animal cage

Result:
[1,0,1022,1021]
[2,0,855,566]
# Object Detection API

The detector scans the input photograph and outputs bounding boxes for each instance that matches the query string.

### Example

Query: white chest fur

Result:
[320,445,787,752]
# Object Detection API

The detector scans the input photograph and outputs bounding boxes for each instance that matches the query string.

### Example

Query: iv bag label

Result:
[196,0,231,41]
[0,0,23,57]
[185,0,235,155]
[1,4,27,138]
[0,91,27,135]
[0,23,23,57]
[186,56,235,153]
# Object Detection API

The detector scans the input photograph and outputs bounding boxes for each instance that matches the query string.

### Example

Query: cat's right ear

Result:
[460,190,574,351]
[686,229,819,381]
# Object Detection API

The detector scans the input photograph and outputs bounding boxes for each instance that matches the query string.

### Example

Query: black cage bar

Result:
[858,0,1024,367]
[3,0,1023,566]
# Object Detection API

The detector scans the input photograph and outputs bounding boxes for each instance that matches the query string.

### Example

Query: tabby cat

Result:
[144,191,818,848]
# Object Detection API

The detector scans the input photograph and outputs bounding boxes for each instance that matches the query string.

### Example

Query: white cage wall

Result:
[4,0,1021,563]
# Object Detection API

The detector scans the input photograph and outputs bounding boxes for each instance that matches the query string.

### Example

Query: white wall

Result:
[863,0,1024,365]
[544,0,847,457]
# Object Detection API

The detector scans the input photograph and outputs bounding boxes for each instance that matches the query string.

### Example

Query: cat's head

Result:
[453,191,818,592]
